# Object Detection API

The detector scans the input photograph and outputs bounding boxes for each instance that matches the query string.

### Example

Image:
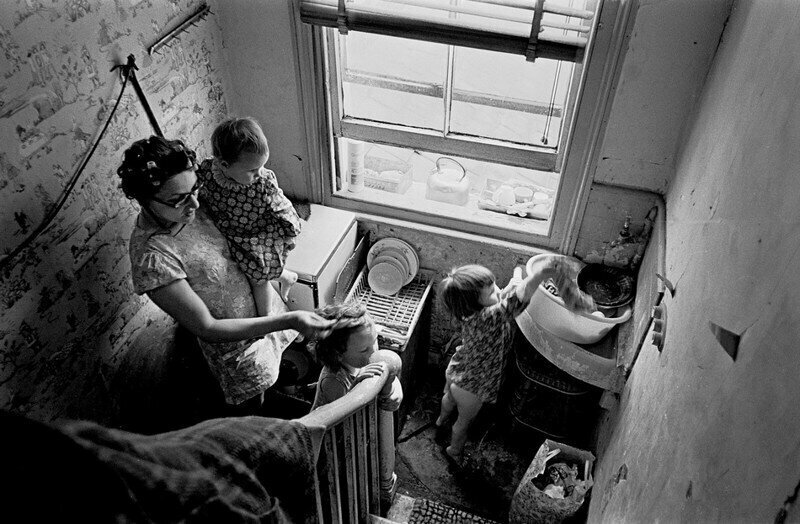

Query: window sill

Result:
[330,181,552,245]
[344,205,553,259]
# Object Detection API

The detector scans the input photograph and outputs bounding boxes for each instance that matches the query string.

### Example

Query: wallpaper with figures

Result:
[0,0,228,424]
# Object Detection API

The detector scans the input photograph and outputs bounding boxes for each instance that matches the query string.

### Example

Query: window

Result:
[295,0,628,248]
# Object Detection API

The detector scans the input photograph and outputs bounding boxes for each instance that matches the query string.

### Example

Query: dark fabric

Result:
[0,411,318,524]
[0,410,141,523]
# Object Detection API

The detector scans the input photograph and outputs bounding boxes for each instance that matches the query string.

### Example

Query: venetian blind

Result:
[298,0,598,62]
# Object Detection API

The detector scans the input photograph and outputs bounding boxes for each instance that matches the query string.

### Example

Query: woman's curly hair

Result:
[313,302,372,371]
[117,136,197,203]
[438,264,495,321]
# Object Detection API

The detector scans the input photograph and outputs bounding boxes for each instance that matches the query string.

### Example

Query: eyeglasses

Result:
[150,180,204,209]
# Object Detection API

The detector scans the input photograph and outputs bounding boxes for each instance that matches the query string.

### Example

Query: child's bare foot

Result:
[444,446,463,467]
[277,269,298,302]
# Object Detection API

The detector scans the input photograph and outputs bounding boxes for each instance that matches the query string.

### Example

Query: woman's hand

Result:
[290,311,336,340]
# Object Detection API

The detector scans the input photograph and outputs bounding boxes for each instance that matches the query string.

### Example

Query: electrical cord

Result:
[1,59,137,273]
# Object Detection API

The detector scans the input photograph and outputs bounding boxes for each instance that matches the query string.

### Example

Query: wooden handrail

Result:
[298,365,389,458]
[296,349,402,520]
[297,349,402,459]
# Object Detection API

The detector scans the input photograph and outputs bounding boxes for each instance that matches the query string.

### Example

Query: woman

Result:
[118,136,333,414]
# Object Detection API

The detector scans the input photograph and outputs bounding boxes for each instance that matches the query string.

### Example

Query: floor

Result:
[389,348,602,523]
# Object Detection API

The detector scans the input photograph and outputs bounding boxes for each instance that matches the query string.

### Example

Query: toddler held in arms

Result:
[198,116,301,316]
[436,255,581,464]
[311,302,402,412]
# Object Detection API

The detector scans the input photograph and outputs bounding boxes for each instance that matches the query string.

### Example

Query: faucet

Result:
[619,213,632,239]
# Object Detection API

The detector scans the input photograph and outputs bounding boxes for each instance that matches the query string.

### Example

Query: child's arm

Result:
[378,376,403,412]
[516,254,561,303]
[262,168,302,238]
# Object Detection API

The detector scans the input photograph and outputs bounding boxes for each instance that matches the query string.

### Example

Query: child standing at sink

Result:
[436,256,562,463]
[197,117,301,316]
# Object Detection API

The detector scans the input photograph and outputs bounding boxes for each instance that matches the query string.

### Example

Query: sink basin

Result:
[515,255,633,394]
[525,255,631,344]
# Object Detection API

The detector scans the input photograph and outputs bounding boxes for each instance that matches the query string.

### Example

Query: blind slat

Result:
[380,0,534,26]
[300,0,591,62]
[468,0,594,19]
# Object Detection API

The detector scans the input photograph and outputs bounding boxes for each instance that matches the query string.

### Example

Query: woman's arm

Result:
[148,279,332,342]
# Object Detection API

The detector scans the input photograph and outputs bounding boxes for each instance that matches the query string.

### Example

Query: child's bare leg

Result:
[276,269,298,302]
[446,384,482,459]
[250,280,271,317]
[436,379,456,427]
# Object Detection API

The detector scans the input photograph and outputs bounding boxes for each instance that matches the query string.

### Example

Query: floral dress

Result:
[197,158,302,284]
[445,294,529,404]
[129,209,297,405]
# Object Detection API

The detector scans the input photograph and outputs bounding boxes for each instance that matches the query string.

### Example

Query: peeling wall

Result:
[589,1,800,521]
[593,0,732,193]
[213,0,309,199]
[0,0,228,424]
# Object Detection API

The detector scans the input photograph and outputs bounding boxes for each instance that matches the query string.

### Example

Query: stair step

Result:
[386,493,415,523]
[370,515,399,524]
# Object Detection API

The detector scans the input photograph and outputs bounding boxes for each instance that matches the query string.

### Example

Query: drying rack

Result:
[344,266,434,350]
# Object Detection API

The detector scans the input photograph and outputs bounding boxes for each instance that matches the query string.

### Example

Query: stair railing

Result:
[298,349,401,523]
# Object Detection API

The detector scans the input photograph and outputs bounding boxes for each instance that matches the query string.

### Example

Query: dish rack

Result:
[344,266,434,351]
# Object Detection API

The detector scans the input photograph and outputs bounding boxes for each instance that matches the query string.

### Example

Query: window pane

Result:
[334,139,558,235]
[449,48,573,146]
[339,32,447,130]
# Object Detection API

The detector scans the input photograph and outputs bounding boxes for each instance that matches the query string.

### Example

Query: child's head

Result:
[314,302,378,371]
[211,117,269,185]
[439,264,500,320]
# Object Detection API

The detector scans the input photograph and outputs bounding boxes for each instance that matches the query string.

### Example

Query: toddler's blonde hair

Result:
[439,264,495,321]
[211,116,269,164]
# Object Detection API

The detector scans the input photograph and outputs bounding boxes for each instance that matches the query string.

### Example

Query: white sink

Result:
[525,254,631,345]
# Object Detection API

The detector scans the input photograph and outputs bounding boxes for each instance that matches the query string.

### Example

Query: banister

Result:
[297,349,402,459]
[298,369,388,429]
[298,370,387,458]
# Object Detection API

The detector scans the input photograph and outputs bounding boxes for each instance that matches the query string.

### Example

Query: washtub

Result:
[515,255,632,393]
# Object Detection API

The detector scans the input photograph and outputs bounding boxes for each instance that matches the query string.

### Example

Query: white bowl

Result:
[525,255,632,344]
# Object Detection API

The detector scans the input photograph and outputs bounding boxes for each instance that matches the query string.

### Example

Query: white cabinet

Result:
[281,205,358,311]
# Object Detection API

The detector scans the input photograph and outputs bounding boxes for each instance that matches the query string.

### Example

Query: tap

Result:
[619,213,632,238]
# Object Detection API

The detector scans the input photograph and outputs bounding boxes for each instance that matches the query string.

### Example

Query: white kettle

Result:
[425,157,470,206]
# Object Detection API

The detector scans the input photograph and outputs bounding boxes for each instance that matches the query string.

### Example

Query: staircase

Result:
[298,349,500,524]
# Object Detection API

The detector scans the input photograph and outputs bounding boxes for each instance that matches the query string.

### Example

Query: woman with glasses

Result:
[118,136,334,416]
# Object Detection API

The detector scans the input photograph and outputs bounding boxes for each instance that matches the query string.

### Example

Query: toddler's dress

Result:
[197,157,302,284]
[445,294,530,404]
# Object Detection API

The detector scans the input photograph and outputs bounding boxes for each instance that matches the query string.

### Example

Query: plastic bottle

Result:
[346,139,365,193]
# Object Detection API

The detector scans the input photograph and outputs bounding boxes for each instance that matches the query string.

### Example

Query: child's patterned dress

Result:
[445,294,529,404]
[197,158,302,284]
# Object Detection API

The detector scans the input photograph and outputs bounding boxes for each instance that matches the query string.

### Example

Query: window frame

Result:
[290,0,633,251]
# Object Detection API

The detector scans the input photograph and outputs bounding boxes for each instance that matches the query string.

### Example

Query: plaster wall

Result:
[592,0,732,193]
[588,1,800,521]
[0,0,228,423]
[213,0,310,199]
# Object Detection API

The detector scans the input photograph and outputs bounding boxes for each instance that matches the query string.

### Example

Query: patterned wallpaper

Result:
[0,0,228,424]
